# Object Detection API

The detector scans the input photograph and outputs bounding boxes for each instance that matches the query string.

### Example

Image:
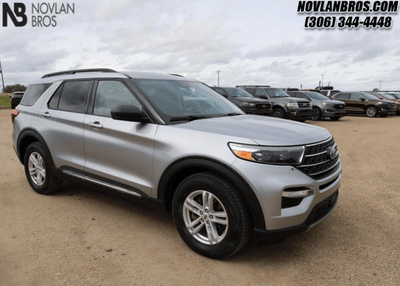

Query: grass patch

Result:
[0,95,12,108]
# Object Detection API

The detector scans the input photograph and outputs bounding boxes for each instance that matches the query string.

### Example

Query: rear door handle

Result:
[43,112,51,118]
[89,121,103,129]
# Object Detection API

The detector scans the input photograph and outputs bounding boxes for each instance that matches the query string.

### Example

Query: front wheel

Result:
[366,106,377,117]
[311,107,322,121]
[172,172,251,259]
[272,108,286,119]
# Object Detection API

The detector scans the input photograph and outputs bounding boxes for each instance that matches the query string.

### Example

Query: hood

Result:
[175,115,331,146]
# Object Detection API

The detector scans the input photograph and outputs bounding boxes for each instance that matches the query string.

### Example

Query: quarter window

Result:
[20,83,52,106]
[93,81,142,117]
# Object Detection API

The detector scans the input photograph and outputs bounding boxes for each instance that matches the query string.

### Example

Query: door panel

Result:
[83,80,157,197]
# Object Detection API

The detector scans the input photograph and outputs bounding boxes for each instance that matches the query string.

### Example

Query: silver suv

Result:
[12,69,342,258]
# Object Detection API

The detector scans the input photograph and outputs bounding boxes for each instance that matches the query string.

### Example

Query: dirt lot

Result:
[0,109,399,286]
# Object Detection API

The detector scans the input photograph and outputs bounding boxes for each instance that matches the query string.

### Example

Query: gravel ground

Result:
[0,109,399,286]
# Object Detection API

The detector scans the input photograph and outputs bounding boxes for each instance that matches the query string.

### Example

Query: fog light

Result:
[282,188,313,198]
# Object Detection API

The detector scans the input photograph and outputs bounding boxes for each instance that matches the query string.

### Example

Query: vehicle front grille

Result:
[298,102,311,108]
[333,104,345,109]
[256,103,271,109]
[388,103,395,108]
[297,137,340,179]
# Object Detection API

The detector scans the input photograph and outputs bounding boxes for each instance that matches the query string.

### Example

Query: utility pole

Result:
[0,62,5,93]
[321,74,324,87]
[216,71,221,87]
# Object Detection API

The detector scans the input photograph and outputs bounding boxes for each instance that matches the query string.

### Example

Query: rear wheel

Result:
[366,106,377,117]
[24,142,63,195]
[172,172,251,259]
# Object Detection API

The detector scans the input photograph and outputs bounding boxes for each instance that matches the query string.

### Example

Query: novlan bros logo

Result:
[1,2,75,27]
[2,3,27,27]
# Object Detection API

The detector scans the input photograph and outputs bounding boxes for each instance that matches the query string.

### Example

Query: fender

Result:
[157,156,266,229]
[17,129,55,167]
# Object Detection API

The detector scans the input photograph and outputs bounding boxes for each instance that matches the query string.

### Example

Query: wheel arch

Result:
[157,156,266,229]
[17,129,55,167]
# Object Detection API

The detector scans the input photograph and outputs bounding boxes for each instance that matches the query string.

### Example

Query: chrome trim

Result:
[85,177,141,197]
[301,159,332,168]
[305,143,336,157]
[63,170,85,180]
[308,159,341,176]
[62,170,141,197]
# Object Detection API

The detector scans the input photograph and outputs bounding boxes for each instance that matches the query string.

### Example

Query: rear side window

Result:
[336,93,350,99]
[58,81,92,113]
[20,83,52,106]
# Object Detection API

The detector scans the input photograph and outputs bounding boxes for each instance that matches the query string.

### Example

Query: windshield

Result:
[388,92,400,99]
[265,88,289,98]
[360,92,380,100]
[379,93,395,99]
[304,92,329,101]
[135,79,243,123]
[224,88,253,98]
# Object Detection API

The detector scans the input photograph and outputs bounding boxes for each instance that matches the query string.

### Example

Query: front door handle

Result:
[89,121,103,129]
[43,112,51,118]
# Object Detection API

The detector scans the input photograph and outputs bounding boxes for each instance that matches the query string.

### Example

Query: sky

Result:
[1,0,400,91]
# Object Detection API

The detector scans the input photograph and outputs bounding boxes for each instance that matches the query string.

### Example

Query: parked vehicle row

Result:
[12,69,342,259]
[11,91,25,109]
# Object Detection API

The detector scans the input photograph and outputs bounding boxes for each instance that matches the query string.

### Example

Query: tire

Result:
[366,106,377,117]
[311,107,322,121]
[272,108,286,119]
[24,142,63,195]
[330,116,341,121]
[172,172,251,259]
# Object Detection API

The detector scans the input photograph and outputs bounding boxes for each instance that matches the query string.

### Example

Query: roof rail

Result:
[42,68,118,79]
[236,85,271,88]
[170,73,184,77]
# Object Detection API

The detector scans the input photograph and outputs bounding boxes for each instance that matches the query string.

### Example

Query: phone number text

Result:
[304,16,393,29]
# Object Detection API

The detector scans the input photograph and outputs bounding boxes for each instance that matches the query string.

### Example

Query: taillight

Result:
[11,110,19,124]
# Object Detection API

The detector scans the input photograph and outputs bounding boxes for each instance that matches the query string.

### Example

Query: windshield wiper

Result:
[170,115,211,122]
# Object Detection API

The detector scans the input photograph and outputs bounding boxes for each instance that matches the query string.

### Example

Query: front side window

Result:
[304,92,329,101]
[255,89,266,97]
[58,81,92,113]
[93,81,142,117]
[135,79,242,123]
[20,83,52,106]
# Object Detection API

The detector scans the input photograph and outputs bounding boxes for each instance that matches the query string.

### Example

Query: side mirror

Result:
[360,98,366,102]
[111,105,149,123]
[260,95,268,99]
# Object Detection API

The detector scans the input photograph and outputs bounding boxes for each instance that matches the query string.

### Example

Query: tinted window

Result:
[58,81,92,113]
[336,93,350,99]
[224,88,252,98]
[214,88,227,96]
[265,88,289,98]
[93,81,142,117]
[351,93,361,100]
[255,89,266,97]
[20,83,52,106]
[48,85,63,109]
[244,88,255,95]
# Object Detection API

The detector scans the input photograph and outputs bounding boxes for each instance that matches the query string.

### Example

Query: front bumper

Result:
[230,157,342,231]
[378,107,396,116]
[287,108,312,119]
[323,108,347,118]
[242,107,273,116]
[254,190,339,239]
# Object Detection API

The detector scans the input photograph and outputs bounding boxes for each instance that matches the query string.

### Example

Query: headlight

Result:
[377,102,382,105]
[286,102,298,109]
[321,102,326,106]
[229,143,305,165]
